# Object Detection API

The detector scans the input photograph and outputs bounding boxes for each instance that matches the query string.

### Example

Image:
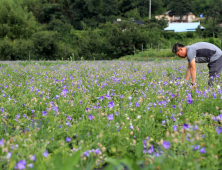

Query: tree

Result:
[138,0,164,17]
[0,0,38,39]
[168,0,194,22]
[32,31,60,60]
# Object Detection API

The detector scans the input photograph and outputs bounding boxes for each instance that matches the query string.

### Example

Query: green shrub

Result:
[32,31,74,60]
[208,37,221,49]
[0,37,33,60]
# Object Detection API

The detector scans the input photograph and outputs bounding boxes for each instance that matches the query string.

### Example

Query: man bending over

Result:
[172,42,222,87]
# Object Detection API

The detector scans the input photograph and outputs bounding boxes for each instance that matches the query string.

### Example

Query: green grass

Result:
[119,49,180,61]
[0,60,222,170]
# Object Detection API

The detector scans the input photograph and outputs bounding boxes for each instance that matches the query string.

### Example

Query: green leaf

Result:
[136,140,143,158]
[153,156,164,166]
[72,150,81,166]
[107,157,120,166]
[85,161,92,170]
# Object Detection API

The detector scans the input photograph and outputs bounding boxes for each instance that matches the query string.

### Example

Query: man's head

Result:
[172,43,187,58]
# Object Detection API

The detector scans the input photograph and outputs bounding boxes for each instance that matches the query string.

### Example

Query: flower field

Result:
[0,60,222,170]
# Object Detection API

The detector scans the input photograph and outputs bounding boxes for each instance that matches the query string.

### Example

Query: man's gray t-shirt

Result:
[186,42,222,63]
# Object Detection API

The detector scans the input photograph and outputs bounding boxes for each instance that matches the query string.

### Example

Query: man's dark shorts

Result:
[208,55,222,86]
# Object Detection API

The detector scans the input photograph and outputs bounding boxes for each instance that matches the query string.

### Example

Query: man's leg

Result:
[208,72,217,87]
[208,56,222,87]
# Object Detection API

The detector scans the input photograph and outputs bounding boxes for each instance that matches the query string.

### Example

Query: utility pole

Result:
[149,0,151,19]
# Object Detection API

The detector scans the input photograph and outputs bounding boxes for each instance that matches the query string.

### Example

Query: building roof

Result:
[164,22,205,32]
[163,10,171,15]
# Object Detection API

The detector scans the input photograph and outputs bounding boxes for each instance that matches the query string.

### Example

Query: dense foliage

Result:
[0,60,222,169]
[0,0,222,60]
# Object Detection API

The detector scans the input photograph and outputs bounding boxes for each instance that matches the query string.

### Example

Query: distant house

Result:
[164,22,205,32]
[114,19,144,25]
[132,20,144,25]
[155,10,196,23]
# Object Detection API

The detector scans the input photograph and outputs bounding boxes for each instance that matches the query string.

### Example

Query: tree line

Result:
[0,0,222,60]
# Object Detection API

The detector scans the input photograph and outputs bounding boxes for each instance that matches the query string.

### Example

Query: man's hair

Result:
[172,43,185,53]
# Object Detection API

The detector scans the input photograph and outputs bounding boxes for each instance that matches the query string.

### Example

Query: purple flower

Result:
[162,141,170,149]
[135,102,140,107]
[66,121,71,127]
[95,148,100,154]
[171,115,176,121]
[216,126,222,134]
[52,106,59,112]
[83,150,89,157]
[171,94,175,98]
[108,101,115,109]
[187,97,193,104]
[43,150,49,158]
[0,138,4,145]
[218,114,222,120]
[200,148,206,153]
[173,125,177,131]
[148,145,154,153]
[67,116,72,120]
[1,108,4,113]
[193,145,200,151]
[105,94,112,100]
[51,138,54,141]
[186,133,191,141]
[66,137,71,142]
[42,110,47,116]
[143,148,147,154]
[213,116,218,121]
[15,160,26,169]
[183,124,189,130]
[108,114,114,121]
[194,125,198,131]
[30,155,36,161]
[130,125,134,130]
[88,114,93,120]
[27,164,33,168]
[172,105,176,109]
[162,120,166,125]
[155,153,160,157]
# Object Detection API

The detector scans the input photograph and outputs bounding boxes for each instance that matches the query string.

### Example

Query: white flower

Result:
[217,85,221,89]
[137,115,141,119]
[6,152,11,159]
[128,96,132,100]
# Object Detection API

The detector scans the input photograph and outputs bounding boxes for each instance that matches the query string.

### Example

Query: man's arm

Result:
[190,58,196,84]
[186,62,191,82]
